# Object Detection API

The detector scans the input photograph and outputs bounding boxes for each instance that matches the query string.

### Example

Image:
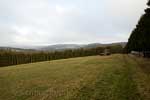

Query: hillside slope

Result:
[0,54,150,100]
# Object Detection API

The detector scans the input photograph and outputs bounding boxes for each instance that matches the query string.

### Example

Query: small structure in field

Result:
[100,49,111,56]
[131,51,143,57]
[131,51,150,58]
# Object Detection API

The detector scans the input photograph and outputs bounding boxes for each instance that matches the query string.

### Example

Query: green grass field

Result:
[0,54,150,100]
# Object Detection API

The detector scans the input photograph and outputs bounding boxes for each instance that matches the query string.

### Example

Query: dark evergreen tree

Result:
[148,0,150,6]
[125,0,150,57]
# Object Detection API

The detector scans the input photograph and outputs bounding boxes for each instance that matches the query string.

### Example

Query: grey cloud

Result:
[0,0,148,46]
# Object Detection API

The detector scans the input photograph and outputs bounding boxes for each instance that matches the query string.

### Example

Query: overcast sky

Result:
[0,0,148,46]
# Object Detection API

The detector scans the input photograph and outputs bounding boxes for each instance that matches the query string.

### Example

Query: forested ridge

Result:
[0,45,123,67]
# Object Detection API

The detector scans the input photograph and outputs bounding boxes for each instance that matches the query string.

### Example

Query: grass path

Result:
[128,55,150,100]
[0,54,150,100]
[72,55,141,100]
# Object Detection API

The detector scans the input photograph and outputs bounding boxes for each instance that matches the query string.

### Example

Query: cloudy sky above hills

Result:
[0,0,148,46]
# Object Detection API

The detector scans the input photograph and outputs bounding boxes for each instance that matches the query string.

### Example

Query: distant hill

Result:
[38,44,84,51]
[83,43,103,48]
[80,42,126,49]
[0,42,127,52]
[37,42,127,51]
[0,47,36,52]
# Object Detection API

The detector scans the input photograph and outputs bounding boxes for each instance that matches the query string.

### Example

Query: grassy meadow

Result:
[0,54,150,100]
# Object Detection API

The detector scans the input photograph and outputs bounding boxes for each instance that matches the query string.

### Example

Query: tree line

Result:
[0,45,123,67]
[125,0,150,57]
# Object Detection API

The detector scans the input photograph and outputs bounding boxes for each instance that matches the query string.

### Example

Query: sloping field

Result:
[0,54,150,100]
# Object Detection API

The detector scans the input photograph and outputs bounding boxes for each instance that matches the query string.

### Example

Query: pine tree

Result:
[148,0,150,6]
[125,0,150,57]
